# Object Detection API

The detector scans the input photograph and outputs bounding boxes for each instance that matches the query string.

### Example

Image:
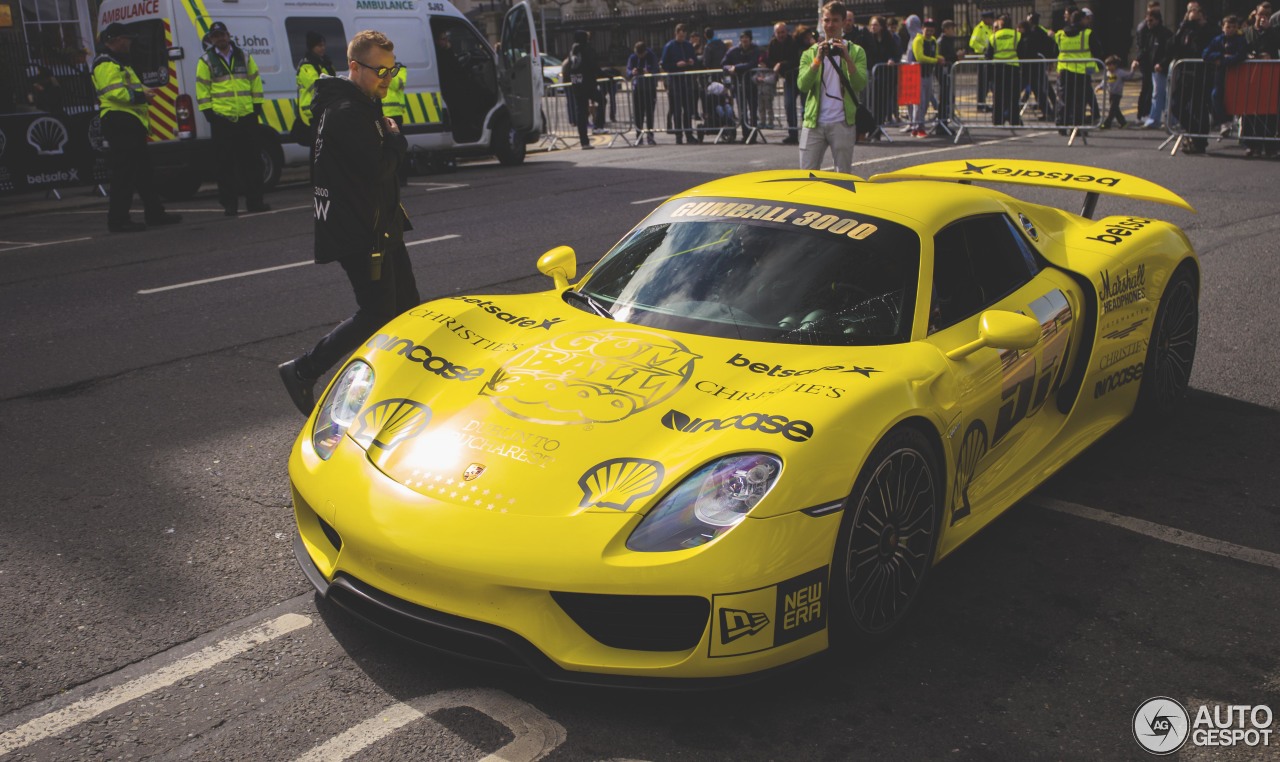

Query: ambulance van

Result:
[94,0,544,198]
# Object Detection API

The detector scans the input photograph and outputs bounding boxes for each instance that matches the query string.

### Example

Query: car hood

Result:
[345,292,928,519]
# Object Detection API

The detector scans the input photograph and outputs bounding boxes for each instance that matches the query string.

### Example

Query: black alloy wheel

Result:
[1136,263,1199,419]
[832,427,941,642]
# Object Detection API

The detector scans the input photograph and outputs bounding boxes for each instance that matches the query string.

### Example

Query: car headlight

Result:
[626,453,782,552]
[311,361,374,460]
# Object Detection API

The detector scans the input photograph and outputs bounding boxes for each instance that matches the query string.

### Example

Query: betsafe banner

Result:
[0,111,110,194]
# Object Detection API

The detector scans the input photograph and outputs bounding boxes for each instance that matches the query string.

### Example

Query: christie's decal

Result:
[450,296,564,330]
[483,330,700,425]
[695,379,846,401]
[1099,339,1147,370]
[726,353,879,378]
[660,409,814,443]
[410,306,523,352]
[578,458,664,511]
[1099,264,1147,313]
[364,333,484,381]
[709,568,827,657]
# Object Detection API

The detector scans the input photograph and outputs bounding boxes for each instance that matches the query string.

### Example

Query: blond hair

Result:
[349,30,394,61]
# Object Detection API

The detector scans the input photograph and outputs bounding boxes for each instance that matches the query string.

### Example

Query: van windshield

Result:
[120,20,168,86]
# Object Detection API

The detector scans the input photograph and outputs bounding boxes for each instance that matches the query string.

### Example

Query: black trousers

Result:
[668,77,693,139]
[572,87,593,145]
[993,64,1022,125]
[977,62,992,105]
[297,240,421,380]
[1137,66,1154,120]
[1104,94,1127,127]
[209,114,264,211]
[631,80,656,130]
[102,111,164,226]
[1056,70,1090,128]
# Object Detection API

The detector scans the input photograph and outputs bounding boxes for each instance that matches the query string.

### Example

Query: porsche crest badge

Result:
[462,463,486,481]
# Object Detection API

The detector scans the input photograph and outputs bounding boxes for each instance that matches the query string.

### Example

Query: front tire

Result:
[1135,262,1198,419]
[491,112,527,166]
[831,427,942,644]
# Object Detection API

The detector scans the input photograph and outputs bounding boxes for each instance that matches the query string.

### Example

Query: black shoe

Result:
[278,359,316,416]
[145,212,182,226]
[246,203,272,213]
[107,220,146,233]
[223,207,239,217]
[782,135,799,145]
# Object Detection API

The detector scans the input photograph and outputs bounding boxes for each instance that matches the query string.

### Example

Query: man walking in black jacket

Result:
[278,29,418,415]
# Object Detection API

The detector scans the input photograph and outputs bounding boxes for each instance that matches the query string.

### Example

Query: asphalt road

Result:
[1,128,1278,761]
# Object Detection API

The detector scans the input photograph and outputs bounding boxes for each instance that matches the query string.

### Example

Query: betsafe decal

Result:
[709,568,827,657]
[956,161,1124,188]
[484,330,701,425]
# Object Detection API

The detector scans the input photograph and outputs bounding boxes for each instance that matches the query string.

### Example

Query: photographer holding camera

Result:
[796,1,868,174]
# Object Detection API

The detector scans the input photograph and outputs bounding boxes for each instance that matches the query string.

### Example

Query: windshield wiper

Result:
[563,289,614,319]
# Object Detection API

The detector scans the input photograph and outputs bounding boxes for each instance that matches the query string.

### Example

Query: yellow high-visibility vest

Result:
[1055,28,1093,74]
[969,21,992,54]
[991,28,1021,65]
[381,67,407,119]
[92,54,149,128]
[296,61,325,126]
[196,46,263,118]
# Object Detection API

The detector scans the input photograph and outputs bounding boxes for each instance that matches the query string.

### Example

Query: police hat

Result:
[208,21,230,35]
[980,9,995,18]
[100,23,135,43]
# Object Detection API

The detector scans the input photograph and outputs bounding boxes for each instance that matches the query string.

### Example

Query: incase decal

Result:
[1094,362,1144,398]
[710,568,827,658]
[661,409,814,443]
[365,334,484,381]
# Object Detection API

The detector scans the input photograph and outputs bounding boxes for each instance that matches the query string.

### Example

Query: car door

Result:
[924,213,1083,528]
[496,1,543,133]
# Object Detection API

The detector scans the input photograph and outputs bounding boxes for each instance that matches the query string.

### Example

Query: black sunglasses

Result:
[353,59,404,79]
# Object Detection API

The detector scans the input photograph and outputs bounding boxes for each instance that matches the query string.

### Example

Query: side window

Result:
[930,214,1039,332]
[285,18,347,71]
[355,18,429,69]
[500,5,531,66]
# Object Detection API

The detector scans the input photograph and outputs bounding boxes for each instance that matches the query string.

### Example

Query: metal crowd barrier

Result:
[946,58,1105,145]
[1158,58,1280,157]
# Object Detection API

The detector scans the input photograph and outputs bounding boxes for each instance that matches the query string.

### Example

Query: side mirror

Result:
[946,310,1042,360]
[167,46,185,61]
[537,245,576,290]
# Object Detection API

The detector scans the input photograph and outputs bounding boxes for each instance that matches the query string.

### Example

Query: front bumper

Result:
[290,432,843,685]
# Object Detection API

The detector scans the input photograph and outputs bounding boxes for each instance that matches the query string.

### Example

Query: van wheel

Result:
[260,132,284,189]
[159,170,203,201]
[491,113,527,166]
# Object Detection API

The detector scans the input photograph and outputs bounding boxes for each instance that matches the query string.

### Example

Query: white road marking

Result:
[1030,497,1280,572]
[0,613,311,756]
[138,261,312,294]
[406,234,461,247]
[631,195,669,205]
[293,688,565,762]
[407,181,469,191]
[835,131,1044,171]
[240,204,310,216]
[0,236,93,252]
[137,236,457,294]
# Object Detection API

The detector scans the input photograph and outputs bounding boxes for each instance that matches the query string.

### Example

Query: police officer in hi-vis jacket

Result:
[196,21,270,215]
[92,23,181,233]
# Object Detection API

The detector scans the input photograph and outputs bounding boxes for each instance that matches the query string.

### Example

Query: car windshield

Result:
[576,198,920,345]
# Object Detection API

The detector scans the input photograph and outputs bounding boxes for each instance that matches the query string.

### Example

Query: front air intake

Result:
[551,592,710,651]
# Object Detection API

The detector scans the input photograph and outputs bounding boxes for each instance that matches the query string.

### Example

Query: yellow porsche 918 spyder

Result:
[289,159,1199,686]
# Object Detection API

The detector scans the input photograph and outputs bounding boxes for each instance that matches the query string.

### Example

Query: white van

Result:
[93,0,544,198]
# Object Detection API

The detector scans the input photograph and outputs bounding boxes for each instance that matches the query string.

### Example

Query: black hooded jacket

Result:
[310,76,410,265]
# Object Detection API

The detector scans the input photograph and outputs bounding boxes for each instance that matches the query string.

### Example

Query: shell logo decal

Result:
[578,458,665,511]
[481,330,701,425]
[27,117,68,156]
[351,399,431,450]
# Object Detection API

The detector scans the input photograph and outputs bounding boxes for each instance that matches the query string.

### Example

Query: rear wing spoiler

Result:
[868,160,1196,218]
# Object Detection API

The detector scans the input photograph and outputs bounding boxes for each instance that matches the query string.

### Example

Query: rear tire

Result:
[830,427,941,645]
[1135,262,1198,420]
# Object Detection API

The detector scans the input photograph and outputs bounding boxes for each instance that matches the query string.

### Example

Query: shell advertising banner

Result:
[0,111,111,194]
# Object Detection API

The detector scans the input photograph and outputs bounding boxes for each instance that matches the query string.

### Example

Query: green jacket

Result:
[796,42,868,129]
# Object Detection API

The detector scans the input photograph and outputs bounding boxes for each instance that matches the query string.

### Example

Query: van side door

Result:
[496,1,543,133]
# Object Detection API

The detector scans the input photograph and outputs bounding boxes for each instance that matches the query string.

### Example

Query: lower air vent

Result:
[551,592,710,651]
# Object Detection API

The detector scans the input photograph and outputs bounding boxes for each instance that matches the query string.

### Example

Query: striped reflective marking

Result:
[403,92,443,125]
[179,0,212,37]
[148,19,180,142]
